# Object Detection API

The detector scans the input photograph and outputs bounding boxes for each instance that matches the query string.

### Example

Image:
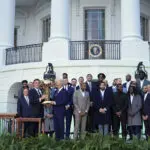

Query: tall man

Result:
[85,74,94,132]
[29,79,46,136]
[17,88,32,137]
[73,83,90,139]
[142,85,150,140]
[49,80,68,140]
[112,84,128,138]
[63,78,74,139]
[93,82,113,135]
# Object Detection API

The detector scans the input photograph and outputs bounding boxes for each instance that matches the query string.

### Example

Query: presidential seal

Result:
[89,44,102,57]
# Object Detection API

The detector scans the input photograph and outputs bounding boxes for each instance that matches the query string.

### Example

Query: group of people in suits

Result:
[17,70,150,141]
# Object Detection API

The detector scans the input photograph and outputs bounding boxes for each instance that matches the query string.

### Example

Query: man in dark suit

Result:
[49,80,68,140]
[93,73,106,91]
[85,74,94,132]
[17,88,32,137]
[136,71,150,96]
[142,85,150,140]
[112,84,128,138]
[93,81,113,135]
[63,78,74,139]
[71,78,77,91]
[123,74,132,93]
[29,79,46,136]
[62,73,71,86]
[76,76,84,90]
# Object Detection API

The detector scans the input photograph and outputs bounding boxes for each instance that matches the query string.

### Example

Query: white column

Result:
[0,0,15,67]
[50,0,69,40]
[43,0,70,62]
[121,0,149,63]
[121,0,141,40]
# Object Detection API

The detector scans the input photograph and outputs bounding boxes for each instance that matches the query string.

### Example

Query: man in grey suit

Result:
[73,83,90,139]
[128,85,142,140]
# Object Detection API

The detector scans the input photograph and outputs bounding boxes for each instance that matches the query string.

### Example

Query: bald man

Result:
[49,80,68,140]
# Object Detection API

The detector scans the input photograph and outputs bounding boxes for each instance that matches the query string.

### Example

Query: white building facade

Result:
[0,0,150,113]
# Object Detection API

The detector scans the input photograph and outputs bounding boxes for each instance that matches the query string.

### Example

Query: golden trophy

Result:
[42,63,56,105]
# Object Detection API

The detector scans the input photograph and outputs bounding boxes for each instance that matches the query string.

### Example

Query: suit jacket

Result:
[73,90,90,115]
[85,81,94,101]
[112,92,128,115]
[123,81,131,93]
[29,88,43,118]
[64,85,74,107]
[53,88,68,115]
[93,88,113,125]
[142,93,150,117]
[17,96,32,117]
[128,94,142,126]
[136,79,150,95]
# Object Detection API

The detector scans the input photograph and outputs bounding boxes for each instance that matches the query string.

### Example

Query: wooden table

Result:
[16,118,42,137]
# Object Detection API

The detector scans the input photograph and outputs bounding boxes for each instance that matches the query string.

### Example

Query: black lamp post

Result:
[43,63,56,81]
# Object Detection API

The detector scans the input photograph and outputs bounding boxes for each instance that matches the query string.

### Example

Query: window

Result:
[14,28,18,47]
[140,16,149,41]
[42,16,51,42]
[85,9,105,40]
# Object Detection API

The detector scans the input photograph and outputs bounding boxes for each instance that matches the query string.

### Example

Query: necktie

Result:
[25,96,29,105]
[101,91,104,100]
[37,89,42,97]
[89,82,92,91]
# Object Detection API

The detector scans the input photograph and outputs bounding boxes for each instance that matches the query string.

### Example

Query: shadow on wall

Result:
[7,82,22,113]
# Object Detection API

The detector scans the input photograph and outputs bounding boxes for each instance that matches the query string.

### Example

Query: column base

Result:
[121,39,149,64]
[42,38,69,63]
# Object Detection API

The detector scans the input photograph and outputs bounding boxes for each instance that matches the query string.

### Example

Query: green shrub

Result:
[0,133,149,150]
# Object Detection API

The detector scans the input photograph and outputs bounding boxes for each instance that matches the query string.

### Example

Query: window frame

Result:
[83,7,106,41]
[42,15,51,43]
[140,15,149,41]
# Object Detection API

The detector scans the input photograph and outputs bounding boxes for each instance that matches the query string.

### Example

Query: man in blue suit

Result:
[93,81,113,135]
[29,79,46,136]
[17,88,32,137]
[49,80,68,140]
[63,78,74,139]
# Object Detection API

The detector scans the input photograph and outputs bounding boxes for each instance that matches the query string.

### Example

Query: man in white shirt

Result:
[17,88,32,137]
